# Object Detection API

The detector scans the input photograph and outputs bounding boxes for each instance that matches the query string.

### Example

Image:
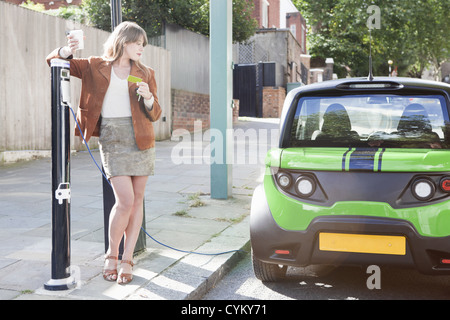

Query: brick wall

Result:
[286,11,307,54]
[252,0,261,27]
[233,99,240,123]
[172,89,240,133]
[262,86,285,118]
[268,0,280,29]
[172,89,210,132]
[252,0,280,29]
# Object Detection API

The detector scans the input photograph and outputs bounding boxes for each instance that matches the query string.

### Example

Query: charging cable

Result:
[67,105,246,256]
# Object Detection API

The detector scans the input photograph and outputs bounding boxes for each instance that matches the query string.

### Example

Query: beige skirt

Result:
[99,117,155,179]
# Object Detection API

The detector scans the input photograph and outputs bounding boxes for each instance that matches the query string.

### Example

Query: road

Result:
[203,253,450,300]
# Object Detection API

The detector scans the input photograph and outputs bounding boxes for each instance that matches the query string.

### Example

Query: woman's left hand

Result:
[136,82,153,101]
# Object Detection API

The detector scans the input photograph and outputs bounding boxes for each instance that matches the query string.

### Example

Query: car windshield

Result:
[289,94,450,149]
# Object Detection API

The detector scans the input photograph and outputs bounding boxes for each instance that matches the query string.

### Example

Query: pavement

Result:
[0,118,279,300]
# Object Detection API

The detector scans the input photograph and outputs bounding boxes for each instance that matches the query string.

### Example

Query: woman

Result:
[46,22,162,284]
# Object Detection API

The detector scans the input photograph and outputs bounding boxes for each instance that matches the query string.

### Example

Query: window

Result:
[289,95,449,149]
[262,0,269,28]
[290,24,296,38]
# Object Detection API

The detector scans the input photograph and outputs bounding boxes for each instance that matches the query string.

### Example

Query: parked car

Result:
[250,77,450,281]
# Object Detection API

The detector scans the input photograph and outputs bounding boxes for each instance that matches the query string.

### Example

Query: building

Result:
[233,0,332,118]
[251,0,307,53]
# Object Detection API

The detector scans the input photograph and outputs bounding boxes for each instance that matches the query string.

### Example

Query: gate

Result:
[233,62,276,118]
[233,64,260,117]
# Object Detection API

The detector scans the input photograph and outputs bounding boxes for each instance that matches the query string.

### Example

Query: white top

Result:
[101,68,132,118]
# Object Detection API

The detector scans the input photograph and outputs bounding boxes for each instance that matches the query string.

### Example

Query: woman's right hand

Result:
[59,34,79,58]
[67,34,80,54]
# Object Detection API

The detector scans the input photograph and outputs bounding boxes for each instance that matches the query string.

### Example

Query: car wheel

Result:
[252,252,287,282]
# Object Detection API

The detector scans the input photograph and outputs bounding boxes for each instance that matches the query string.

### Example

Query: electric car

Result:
[250,77,450,281]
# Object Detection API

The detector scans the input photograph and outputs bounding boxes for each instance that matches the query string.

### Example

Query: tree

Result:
[82,0,257,43]
[293,0,450,79]
[404,0,450,79]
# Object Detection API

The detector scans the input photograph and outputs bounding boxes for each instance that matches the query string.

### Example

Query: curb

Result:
[124,216,251,300]
[186,241,251,300]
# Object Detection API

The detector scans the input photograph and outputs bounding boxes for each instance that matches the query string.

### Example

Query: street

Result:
[203,253,450,300]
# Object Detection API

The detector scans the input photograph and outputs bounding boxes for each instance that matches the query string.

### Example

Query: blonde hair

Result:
[103,21,149,77]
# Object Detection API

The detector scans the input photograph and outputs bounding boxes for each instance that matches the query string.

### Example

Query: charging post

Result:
[44,59,76,290]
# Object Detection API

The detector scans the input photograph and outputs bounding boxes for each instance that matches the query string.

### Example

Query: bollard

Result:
[44,59,76,290]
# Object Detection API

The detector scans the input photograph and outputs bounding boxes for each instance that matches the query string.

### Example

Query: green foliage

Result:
[82,0,257,43]
[82,0,112,30]
[20,0,46,11]
[293,0,450,78]
[46,5,89,24]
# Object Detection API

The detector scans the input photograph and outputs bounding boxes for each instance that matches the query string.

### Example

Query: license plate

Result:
[319,233,406,255]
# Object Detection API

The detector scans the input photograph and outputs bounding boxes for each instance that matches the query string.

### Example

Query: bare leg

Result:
[123,176,148,257]
[119,175,148,282]
[104,176,135,276]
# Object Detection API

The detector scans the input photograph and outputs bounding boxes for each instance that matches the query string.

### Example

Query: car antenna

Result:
[368,29,374,81]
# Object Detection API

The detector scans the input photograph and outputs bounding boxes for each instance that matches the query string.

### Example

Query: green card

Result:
[127,75,142,83]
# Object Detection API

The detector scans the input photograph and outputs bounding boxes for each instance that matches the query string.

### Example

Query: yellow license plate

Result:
[319,233,406,255]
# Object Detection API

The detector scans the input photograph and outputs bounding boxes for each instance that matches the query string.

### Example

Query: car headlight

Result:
[411,178,435,201]
[277,173,292,189]
[295,176,316,198]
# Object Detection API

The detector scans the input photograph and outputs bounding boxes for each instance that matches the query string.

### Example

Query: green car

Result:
[250,77,450,281]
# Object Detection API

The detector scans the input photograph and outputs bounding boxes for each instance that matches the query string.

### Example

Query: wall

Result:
[172,89,210,132]
[262,86,285,118]
[0,2,171,158]
[163,24,211,133]
[247,29,304,87]
[172,88,240,132]
[286,28,304,84]
[252,0,281,29]
[164,24,209,95]
[285,11,307,54]
[268,0,281,29]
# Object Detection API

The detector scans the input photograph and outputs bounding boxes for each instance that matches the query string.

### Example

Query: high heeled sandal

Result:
[117,260,134,285]
[102,255,118,282]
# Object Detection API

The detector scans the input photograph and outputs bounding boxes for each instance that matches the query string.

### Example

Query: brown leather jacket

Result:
[46,48,162,150]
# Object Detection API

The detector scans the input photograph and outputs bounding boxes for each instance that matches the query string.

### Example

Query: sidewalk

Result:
[0,118,279,300]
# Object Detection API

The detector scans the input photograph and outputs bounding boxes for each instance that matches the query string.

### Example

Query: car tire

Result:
[252,252,287,282]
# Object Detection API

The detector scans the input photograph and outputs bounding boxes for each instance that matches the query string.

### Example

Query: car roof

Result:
[288,77,450,96]
[282,76,450,121]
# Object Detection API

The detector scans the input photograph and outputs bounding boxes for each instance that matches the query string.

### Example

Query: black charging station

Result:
[44,58,77,291]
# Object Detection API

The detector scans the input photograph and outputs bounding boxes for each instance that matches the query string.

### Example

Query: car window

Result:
[289,95,449,149]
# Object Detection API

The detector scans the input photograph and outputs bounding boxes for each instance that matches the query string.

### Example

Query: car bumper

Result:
[250,185,450,275]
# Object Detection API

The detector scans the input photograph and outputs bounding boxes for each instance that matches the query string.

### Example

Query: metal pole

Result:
[44,59,76,291]
[210,0,233,199]
[103,0,146,258]
[110,0,122,31]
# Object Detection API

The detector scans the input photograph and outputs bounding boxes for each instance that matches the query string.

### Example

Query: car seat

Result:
[395,103,440,146]
[314,103,359,141]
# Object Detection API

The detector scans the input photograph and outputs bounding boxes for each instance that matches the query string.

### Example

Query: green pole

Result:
[210,0,233,199]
